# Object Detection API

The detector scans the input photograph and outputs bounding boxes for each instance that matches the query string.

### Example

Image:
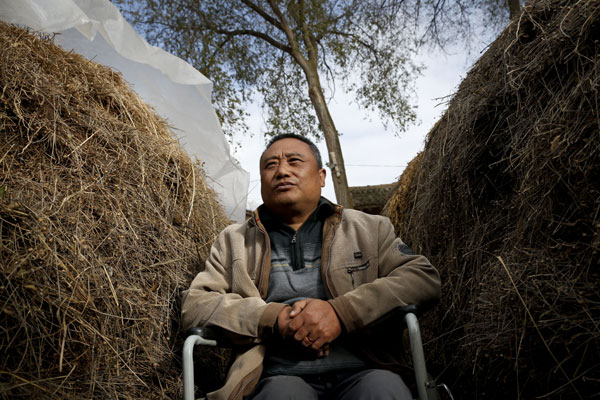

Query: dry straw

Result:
[0,22,231,398]
[386,0,599,398]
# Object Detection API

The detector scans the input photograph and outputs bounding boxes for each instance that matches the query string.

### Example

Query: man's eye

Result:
[265,162,277,169]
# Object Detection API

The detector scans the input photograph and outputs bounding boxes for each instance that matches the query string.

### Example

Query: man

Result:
[182,134,441,399]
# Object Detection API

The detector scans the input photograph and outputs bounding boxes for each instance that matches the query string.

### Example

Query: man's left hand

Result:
[288,299,342,352]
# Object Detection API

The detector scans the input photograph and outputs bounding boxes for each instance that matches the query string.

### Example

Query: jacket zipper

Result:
[290,232,297,271]
[291,232,305,271]
[347,261,369,287]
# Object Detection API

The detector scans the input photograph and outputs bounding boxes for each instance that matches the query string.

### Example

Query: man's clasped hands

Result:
[277,298,342,358]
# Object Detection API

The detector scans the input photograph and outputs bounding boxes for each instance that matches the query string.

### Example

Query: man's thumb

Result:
[289,299,307,316]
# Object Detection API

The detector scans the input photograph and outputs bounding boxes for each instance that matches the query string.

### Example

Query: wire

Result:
[346,164,407,168]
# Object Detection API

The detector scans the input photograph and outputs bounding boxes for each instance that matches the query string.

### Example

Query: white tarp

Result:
[0,0,249,222]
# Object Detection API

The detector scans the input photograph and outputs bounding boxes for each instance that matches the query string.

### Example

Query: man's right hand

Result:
[277,302,306,338]
[276,300,334,357]
[277,304,330,357]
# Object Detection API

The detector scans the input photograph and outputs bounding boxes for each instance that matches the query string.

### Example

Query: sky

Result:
[233,47,477,211]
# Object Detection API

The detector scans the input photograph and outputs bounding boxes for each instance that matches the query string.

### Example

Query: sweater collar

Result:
[256,197,335,231]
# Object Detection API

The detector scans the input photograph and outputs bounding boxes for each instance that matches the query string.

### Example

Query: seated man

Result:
[182,134,441,399]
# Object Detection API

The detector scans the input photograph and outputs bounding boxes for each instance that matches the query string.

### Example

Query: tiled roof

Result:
[350,183,398,215]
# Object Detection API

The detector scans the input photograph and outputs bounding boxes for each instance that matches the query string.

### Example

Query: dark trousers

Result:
[248,369,413,400]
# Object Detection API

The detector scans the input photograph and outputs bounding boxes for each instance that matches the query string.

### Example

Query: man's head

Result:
[260,134,326,222]
[261,134,323,169]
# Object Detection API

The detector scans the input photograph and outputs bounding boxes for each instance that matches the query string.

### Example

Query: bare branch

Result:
[317,39,337,100]
[328,30,377,54]
[293,0,319,66]
[266,0,309,68]
[208,37,233,67]
[214,27,292,53]
[240,0,284,31]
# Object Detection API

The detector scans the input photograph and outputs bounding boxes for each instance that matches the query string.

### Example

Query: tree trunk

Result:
[267,1,352,207]
[305,70,354,208]
[508,0,521,19]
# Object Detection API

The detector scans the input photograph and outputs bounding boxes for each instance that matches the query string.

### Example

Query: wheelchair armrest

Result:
[399,299,438,318]
[183,328,218,360]
[400,303,447,400]
[183,327,219,400]
[186,326,218,341]
[183,326,252,400]
[185,326,244,348]
[399,303,420,317]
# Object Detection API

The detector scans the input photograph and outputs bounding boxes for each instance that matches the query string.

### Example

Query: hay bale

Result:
[385,1,599,398]
[382,152,422,233]
[0,22,230,398]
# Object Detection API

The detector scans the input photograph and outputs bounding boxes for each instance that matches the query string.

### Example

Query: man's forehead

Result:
[261,138,313,162]
[262,151,305,162]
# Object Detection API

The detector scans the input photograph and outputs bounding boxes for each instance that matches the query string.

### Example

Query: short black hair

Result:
[261,133,323,169]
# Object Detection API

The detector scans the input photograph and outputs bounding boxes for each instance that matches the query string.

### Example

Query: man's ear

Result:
[319,168,326,187]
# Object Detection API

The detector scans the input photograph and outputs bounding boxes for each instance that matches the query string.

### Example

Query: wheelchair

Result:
[183,305,453,400]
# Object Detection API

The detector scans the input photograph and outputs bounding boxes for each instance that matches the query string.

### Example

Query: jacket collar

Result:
[251,197,339,229]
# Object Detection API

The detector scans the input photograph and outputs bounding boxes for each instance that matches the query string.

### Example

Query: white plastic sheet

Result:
[0,0,250,222]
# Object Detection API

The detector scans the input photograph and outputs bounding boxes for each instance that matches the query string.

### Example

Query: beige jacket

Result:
[181,204,441,399]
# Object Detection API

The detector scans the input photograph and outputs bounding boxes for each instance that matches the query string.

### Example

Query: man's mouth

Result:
[275,182,295,190]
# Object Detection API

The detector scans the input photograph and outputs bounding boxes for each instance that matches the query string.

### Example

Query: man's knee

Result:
[248,375,318,400]
[338,369,413,400]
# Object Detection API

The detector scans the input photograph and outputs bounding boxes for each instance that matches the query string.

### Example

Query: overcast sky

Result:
[234,47,477,210]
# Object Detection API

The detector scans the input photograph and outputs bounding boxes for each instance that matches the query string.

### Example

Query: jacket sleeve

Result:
[181,227,287,340]
[328,216,441,333]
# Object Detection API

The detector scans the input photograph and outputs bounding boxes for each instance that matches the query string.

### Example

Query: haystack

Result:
[0,22,230,398]
[382,152,422,228]
[386,0,599,398]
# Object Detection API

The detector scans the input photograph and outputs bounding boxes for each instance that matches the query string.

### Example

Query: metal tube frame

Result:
[184,314,438,400]
[183,334,217,400]
[405,312,428,400]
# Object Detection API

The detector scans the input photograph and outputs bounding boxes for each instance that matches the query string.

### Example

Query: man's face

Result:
[260,138,326,216]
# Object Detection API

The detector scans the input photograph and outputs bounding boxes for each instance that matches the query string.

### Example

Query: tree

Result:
[411,0,524,49]
[116,0,523,208]
[116,0,429,207]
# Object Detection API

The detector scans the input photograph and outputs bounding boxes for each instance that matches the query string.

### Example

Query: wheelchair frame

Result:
[183,307,452,400]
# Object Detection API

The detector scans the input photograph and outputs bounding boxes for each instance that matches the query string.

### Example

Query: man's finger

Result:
[311,337,327,351]
[293,327,308,343]
[316,343,330,358]
[288,312,306,331]
[290,299,342,343]
[289,299,307,317]
[276,305,293,337]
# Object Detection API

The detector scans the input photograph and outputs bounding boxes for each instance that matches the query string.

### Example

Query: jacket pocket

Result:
[346,261,370,288]
[330,256,377,294]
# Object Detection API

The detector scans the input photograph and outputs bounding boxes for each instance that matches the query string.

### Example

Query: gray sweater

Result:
[260,198,368,376]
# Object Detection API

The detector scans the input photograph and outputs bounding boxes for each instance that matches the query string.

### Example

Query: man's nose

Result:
[275,161,291,178]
